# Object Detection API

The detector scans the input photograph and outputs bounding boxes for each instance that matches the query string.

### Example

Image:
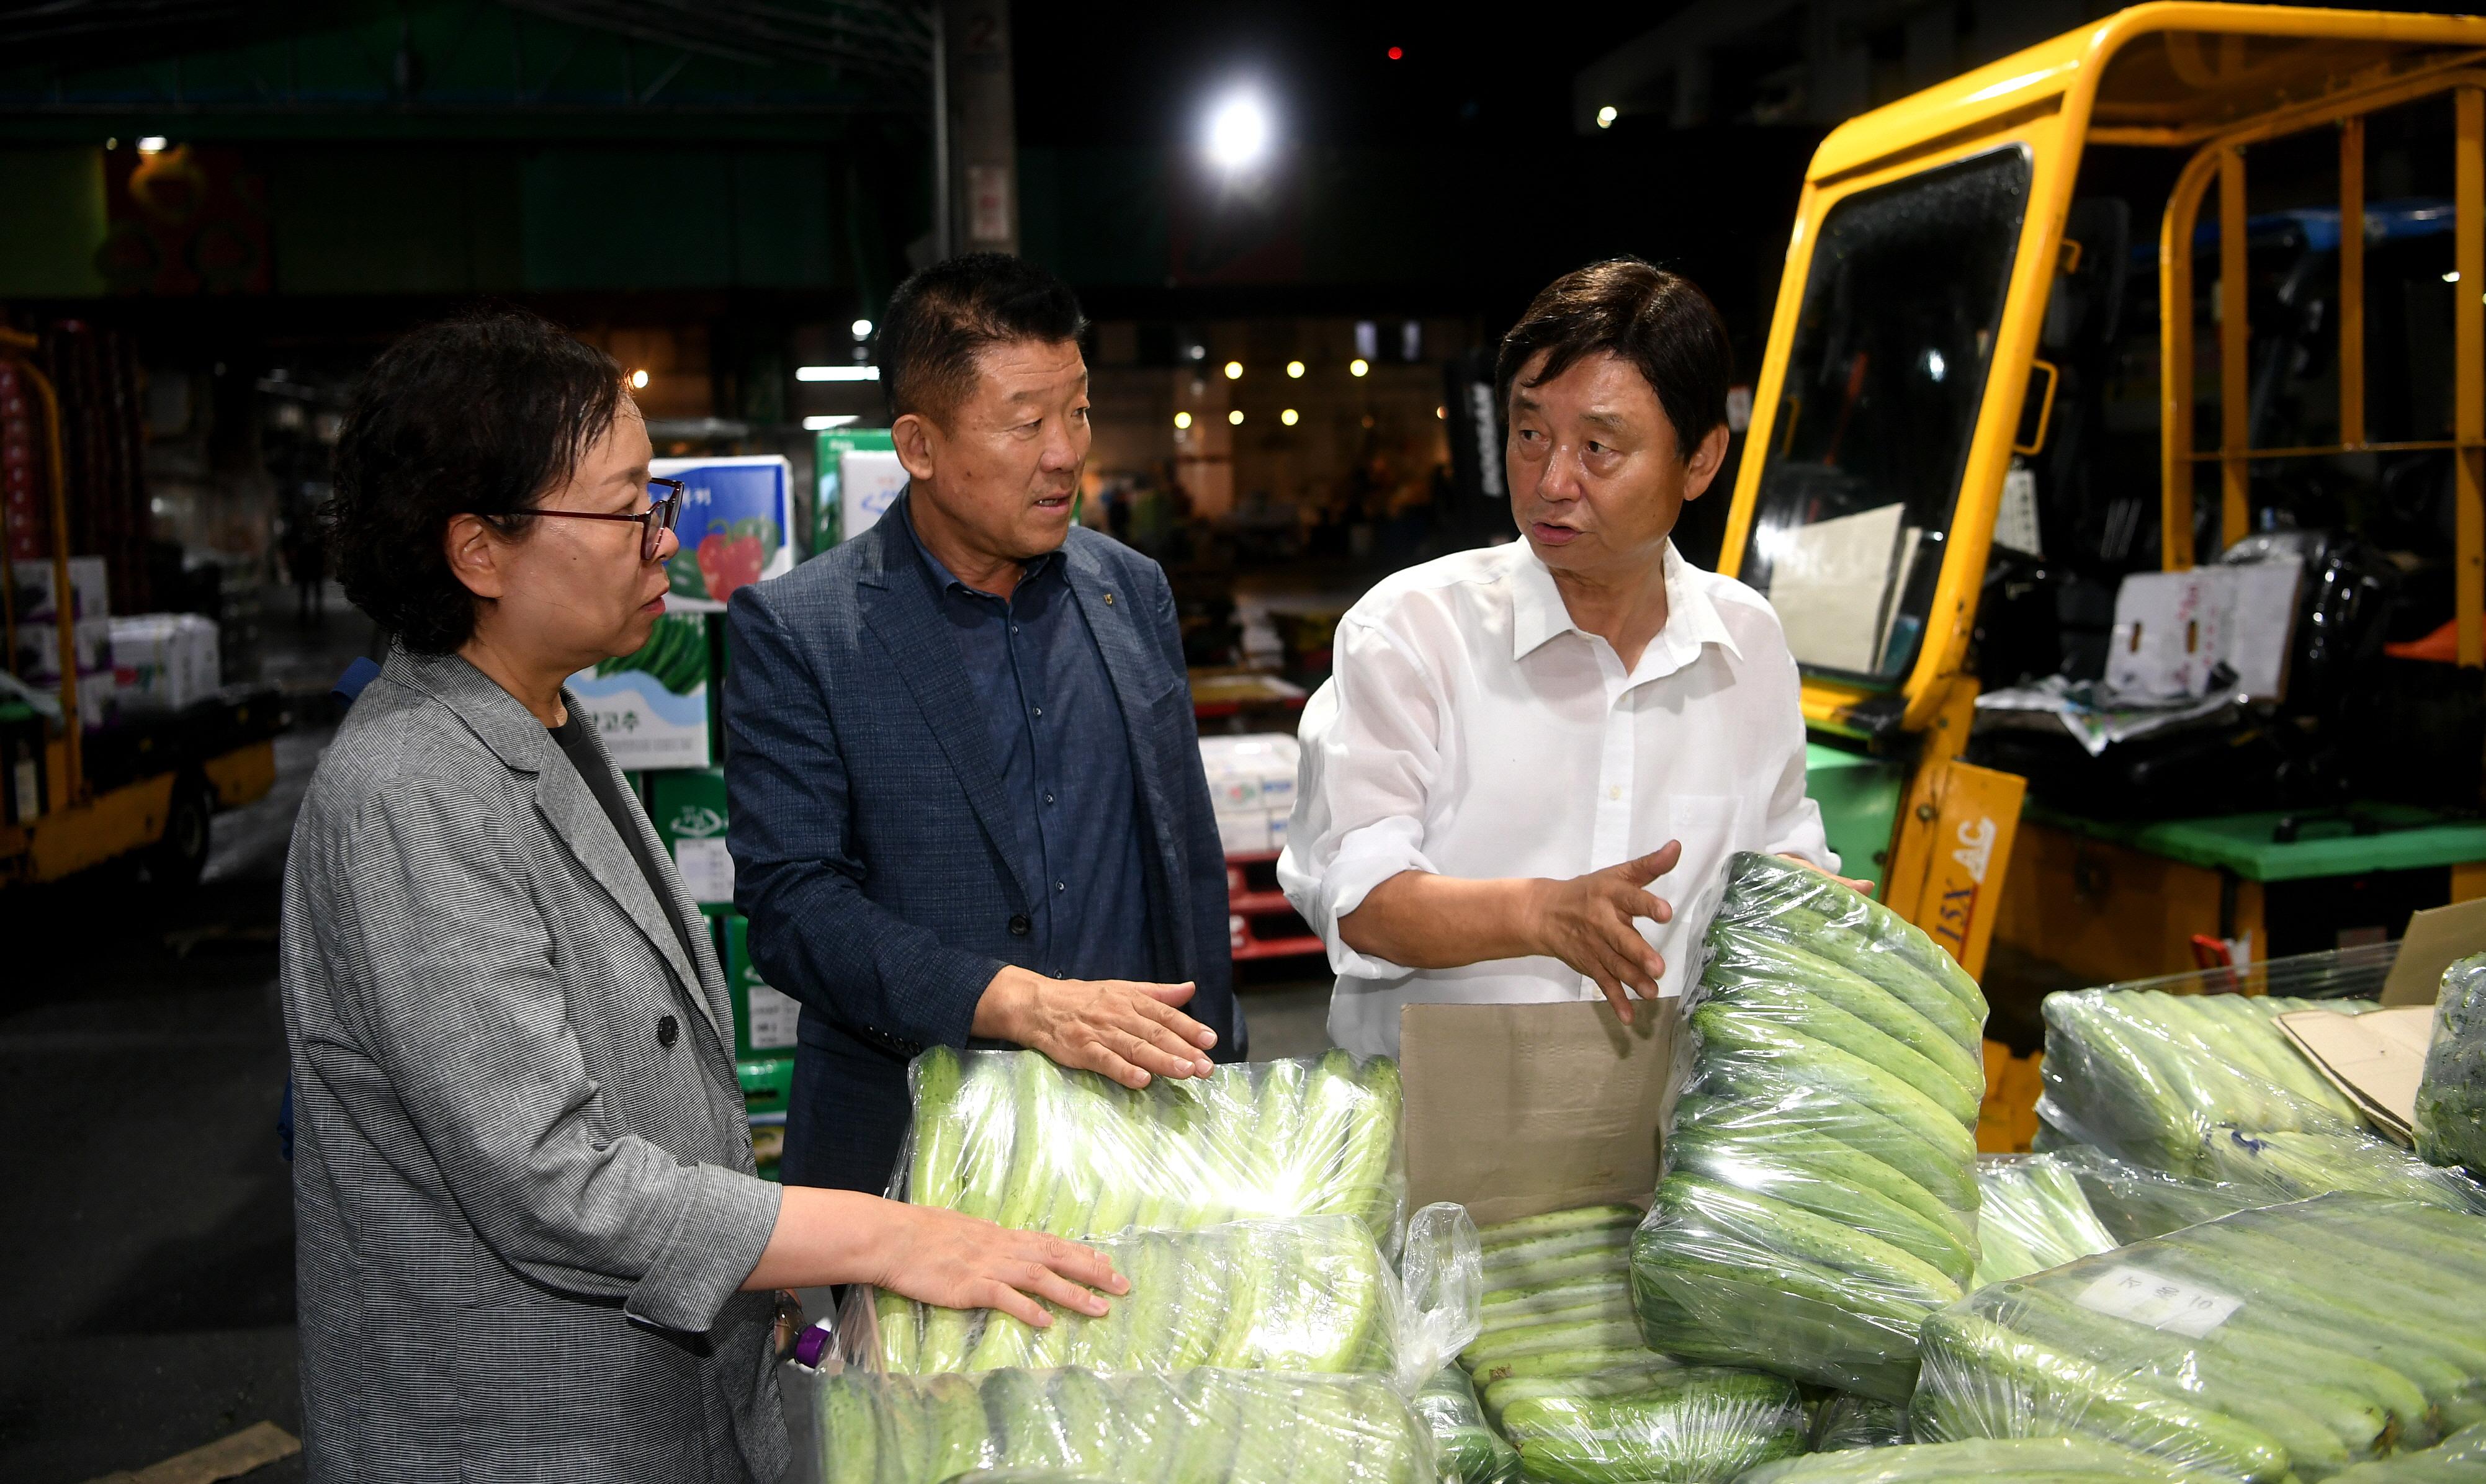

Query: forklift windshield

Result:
[1738,146,2032,685]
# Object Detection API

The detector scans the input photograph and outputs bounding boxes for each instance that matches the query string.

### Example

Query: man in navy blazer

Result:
[724,254,1244,1194]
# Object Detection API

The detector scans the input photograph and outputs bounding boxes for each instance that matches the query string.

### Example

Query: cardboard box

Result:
[568,612,712,771]
[10,555,108,622]
[657,455,795,611]
[110,612,220,713]
[650,767,734,906]
[2382,897,2486,1008]
[814,427,897,550]
[1398,999,1676,1227]
[720,912,802,1058]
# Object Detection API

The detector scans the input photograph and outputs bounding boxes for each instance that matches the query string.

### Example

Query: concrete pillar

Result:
[943,0,1018,255]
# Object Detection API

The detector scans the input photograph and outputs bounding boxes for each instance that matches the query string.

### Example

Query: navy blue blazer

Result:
[723,494,1242,1194]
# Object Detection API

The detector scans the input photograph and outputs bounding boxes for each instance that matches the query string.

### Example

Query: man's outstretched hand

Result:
[974,967,1218,1088]
[1522,840,1684,1024]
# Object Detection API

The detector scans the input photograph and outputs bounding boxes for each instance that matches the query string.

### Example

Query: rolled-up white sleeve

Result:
[1277,616,1445,980]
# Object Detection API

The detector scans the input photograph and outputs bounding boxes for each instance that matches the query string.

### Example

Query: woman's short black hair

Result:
[326,311,626,655]
[877,252,1087,424]
[1496,258,1732,463]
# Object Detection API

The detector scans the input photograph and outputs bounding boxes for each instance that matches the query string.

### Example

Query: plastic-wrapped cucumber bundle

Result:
[2044,1148,2268,1245]
[2037,990,2381,1175]
[1492,1364,1806,1483]
[2325,1423,2486,1483]
[1414,1366,1520,1484]
[1467,1205,1649,1387]
[899,1047,1403,1246]
[1912,1194,2486,1482]
[859,1215,1463,1381]
[2196,1127,2486,1214]
[1811,1393,1912,1452]
[2418,955,2486,1181]
[1972,1156,2120,1288]
[1739,1436,2196,1483]
[805,1366,1437,1484]
[1466,1204,1813,1482]
[1633,852,1987,1402]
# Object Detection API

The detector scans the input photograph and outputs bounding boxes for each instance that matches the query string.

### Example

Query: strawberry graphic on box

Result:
[697,528,766,602]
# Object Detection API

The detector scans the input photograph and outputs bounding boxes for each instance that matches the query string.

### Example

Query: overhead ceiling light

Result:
[629,369,650,389]
[1206,90,1272,171]
[1286,360,1306,378]
[136,136,168,154]
[803,414,861,431]
[1224,360,1244,380]
[1228,409,1245,426]
[797,365,880,382]
[851,318,874,338]
[1597,105,1618,129]
[1281,408,1299,426]
[1174,411,1193,429]
[1349,358,1370,378]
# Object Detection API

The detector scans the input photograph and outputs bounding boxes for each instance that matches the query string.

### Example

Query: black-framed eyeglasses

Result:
[524,478,685,560]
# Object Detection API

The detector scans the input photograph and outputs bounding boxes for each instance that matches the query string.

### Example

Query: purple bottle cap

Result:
[793,1321,833,1370]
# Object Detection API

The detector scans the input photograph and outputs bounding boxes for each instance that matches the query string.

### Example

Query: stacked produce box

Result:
[582,455,795,1177]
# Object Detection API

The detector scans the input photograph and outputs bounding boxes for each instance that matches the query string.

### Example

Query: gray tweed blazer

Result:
[279,647,788,1483]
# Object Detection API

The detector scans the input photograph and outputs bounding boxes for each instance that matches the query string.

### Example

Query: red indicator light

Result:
[1386,45,1403,60]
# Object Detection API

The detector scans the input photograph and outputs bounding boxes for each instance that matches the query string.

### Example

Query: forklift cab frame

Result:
[1723,2,2486,979]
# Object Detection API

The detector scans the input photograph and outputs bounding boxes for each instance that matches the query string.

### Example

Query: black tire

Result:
[147,774,212,891]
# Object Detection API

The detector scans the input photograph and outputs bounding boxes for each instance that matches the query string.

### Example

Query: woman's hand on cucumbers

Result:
[873,1203,1128,1330]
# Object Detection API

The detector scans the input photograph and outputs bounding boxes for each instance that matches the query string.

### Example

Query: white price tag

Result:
[673,837,736,905]
[745,981,801,1051]
[2074,1264,2243,1338]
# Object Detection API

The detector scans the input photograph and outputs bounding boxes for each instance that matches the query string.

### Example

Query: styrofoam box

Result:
[110,613,220,714]
[10,556,108,623]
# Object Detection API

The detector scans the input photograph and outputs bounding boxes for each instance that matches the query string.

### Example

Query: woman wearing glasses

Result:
[280,313,1119,1483]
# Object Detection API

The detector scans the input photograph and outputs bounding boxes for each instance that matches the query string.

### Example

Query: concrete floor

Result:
[0,604,1337,1480]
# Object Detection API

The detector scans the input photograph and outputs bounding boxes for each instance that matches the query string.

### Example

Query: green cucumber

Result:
[1709,925,1988,1099]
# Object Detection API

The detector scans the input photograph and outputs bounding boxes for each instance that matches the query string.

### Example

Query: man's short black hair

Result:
[877,252,1087,424]
[326,311,627,655]
[1496,258,1732,462]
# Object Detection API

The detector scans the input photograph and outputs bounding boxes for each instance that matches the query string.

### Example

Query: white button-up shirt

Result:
[1278,539,1834,1059]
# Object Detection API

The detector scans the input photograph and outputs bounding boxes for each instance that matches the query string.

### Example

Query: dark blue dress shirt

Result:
[909,512,1155,983]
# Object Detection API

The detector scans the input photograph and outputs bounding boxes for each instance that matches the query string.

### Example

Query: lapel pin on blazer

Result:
[1103,591,1115,607]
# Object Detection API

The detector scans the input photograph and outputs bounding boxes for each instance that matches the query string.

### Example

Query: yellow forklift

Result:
[1734,2,2486,996]
[0,328,280,890]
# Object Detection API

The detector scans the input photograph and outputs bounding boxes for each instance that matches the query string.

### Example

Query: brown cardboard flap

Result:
[1399,999,1675,1227]
[2382,898,2486,1007]
[2276,1004,2436,1142]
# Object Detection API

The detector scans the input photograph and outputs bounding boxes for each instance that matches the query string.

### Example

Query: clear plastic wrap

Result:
[2037,989,2381,1174]
[1633,852,1988,1402]
[2417,955,2486,1181]
[2194,1127,2486,1213]
[2326,1419,2486,1484]
[792,1365,1438,1484]
[851,1212,1480,1388]
[1739,1435,2196,1483]
[1911,1194,2486,1482]
[1470,1204,1651,1388]
[1972,1156,2121,1289]
[1414,1365,1521,1484]
[1490,1364,1808,1483]
[2080,943,2400,1004]
[2042,1147,2268,1245]
[894,1047,1404,1249]
[1810,1393,1913,1452]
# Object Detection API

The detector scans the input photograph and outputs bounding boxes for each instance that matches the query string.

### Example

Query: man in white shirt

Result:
[1278,258,1846,1059]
